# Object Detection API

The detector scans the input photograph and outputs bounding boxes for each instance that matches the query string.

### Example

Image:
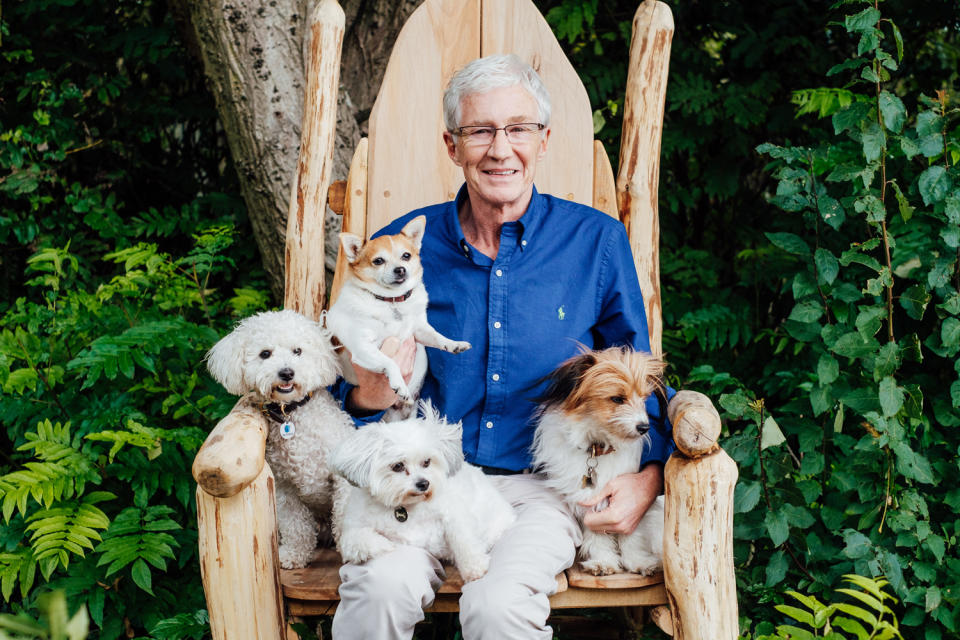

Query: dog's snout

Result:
[393,266,406,278]
[414,478,429,492]
[278,368,295,382]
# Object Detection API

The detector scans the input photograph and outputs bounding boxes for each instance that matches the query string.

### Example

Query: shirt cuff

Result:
[328,378,386,427]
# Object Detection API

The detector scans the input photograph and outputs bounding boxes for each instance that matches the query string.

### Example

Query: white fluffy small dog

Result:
[325,215,471,413]
[532,346,668,576]
[330,402,516,581]
[206,309,354,569]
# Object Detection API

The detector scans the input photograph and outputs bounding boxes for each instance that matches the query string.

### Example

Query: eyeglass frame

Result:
[451,122,546,146]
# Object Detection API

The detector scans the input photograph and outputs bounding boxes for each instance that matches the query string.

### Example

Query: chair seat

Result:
[280,548,667,615]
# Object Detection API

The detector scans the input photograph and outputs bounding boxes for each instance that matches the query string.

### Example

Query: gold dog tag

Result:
[581,469,597,488]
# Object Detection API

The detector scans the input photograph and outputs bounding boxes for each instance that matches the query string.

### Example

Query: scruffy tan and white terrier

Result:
[325,215,471,415]
[531,346,668,576]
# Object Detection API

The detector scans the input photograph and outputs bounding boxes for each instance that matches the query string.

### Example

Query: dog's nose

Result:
[394,266,406,278]
[414,479,429,492]
[636,423,649,435]
[278,368,295,382]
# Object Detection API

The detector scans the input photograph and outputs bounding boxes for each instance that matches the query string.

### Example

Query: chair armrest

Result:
[193,395,269,498]
[663,390,739,640]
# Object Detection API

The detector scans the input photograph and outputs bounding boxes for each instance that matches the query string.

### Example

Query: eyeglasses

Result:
[454,123,545,146]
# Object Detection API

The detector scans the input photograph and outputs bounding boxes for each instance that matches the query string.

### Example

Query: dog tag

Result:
[394,506,408,522]
[280,422,295,439]
[581,469,597,489]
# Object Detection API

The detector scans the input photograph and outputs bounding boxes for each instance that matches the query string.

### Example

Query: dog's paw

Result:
[457,554,490,582]
[622,556,662,576]
[448,341,471,354]
[580,558,621,576]
[278,545,310,569]
[392,384,414,405]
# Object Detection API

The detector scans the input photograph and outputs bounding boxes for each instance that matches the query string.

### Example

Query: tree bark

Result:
[171,0,419,301]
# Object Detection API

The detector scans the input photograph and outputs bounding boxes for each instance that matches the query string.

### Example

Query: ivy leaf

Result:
[878,377,904,417]
[765,510,790,546]
[918,166,951,206]
[766,232,810,256]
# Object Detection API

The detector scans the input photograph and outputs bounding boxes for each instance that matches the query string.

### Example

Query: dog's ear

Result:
[534,351,597,410]
[330,427,382,488]
[205,326,249,395]
[419,400,463,476]
[339,233,364,264]
[400,215,426,251]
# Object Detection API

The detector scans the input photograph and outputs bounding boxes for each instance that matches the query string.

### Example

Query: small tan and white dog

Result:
[325,215,471,413]
[330,402,516,582]
[205,310,354,569]
[531,346,668,576]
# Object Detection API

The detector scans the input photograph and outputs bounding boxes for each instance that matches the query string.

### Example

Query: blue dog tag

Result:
[280,422,295,439]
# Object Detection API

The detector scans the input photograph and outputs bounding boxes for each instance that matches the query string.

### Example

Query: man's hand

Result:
[579,463,664,535]
[346,336,417,412]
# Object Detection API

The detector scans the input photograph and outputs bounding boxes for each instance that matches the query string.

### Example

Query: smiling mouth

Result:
[483,169,518,176]
[274,383,295,394]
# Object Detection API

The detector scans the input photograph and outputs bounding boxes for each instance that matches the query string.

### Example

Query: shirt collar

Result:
[448,184,545,259]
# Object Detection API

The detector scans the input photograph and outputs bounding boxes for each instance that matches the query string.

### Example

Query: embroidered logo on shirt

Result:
[557,306,566,320]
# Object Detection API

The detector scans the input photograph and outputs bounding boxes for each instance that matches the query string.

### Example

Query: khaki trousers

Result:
[331,473,582,639]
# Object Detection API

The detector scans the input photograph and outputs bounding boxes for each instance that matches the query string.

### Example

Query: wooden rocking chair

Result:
[191,0,739,638]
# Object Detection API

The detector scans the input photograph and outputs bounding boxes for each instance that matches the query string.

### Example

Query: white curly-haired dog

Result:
[532,346,668,576]
[206,309,354,569]
[330,402,516,581]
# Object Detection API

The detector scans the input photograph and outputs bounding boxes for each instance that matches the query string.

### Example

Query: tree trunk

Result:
[171,0,419,301]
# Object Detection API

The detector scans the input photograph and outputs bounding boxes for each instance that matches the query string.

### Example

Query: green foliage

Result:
[755,574,903,640]
[0,590,89,640]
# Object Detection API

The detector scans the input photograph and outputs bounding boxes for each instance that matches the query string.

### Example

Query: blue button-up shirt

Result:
[334,185,673,472]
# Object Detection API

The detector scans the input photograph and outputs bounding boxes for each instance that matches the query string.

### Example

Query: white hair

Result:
[442,54,552,132]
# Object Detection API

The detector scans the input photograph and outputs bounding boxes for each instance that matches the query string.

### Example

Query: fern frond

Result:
[24,493,113,578]
[0,549,37,602]
[678,303,753,351]
[95,506,181,593]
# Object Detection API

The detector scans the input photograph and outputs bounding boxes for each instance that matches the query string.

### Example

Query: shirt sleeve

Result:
[327,378,386,427]
[593,226,676,466]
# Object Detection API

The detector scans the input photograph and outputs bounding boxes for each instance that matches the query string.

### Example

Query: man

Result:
[331,54,673,640]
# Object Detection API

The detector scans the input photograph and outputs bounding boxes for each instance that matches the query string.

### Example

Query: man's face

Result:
[443,85,550,214]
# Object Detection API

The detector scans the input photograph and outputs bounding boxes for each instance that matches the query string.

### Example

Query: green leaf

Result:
[861,121,885,163]
[889,180,914,221]
[815,248,839,285]
[845,7,881,33]
[878,377,904,417]
[873,342,901,381]
[766,232,810,256]
[891,441,935,484]
[926,586,942,613]
[760,416,786,450]
[918,166,951,206]
[832,332,880,359]
[818,354,840,385]
[941,317,960,349]
[765,509,790,546]
[735,482,762,513]
[878,91,906,133]
[817,196,845,230]
[919,133,945,158]
[842,530,872,559]
[131,558,153,594]
[899,284,930,320]
[765,550,788,586]
[789,300,824,323]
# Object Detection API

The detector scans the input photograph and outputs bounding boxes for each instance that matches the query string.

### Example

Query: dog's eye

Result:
[292,347,302,356]
[259,350,272,359]
[391,462,405,473]
[372,257,386,266]
[401,252,411,261]
[610,395,626,404]
[422,459,430,468]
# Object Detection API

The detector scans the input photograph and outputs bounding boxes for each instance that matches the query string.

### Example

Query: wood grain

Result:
[198,466,285,640]
[329,137,368,305]
[663,449,739,640]
[592,140,618,218]
[192,395,268,498]
[283,0,344,320]
[668,390,723,458]
[617,1,674,357]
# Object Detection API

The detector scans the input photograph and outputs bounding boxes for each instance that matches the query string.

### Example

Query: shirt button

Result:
[495,269,503,277]
[493,321,502,329]
[492,373,500,382]
[486,421,494,429]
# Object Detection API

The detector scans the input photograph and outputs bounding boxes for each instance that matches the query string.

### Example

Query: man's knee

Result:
[460,579,549,634]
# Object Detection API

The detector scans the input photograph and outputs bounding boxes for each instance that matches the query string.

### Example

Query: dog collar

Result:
[394,506,408,522]
[581,442,616,489]
[374,289,413,304]
[261,392,313,435]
